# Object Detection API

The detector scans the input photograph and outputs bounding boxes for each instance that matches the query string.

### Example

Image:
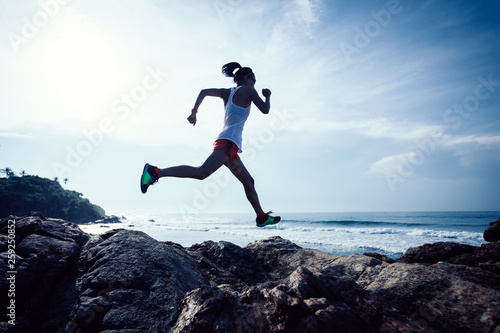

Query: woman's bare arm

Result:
[193,89,225,110]
[250,88,271,114]
[188,88,226,126]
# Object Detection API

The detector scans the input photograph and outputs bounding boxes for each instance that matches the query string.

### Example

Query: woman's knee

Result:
[195,167,212,180]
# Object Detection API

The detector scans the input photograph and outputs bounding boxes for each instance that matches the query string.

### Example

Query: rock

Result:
[366,262,500,332]
[172,266,415,333]
[0,212,89,333]
[182,239,430,332]
[398,242,476,264]
[363,252,396,264]
[484,217,500,242]
[1,213,499,333]
[398,240,500,275]
[186,240,270,289]
[466,241,500,275]
[92,215,122,224]
[0,212,44,243]
[65,229,205,333]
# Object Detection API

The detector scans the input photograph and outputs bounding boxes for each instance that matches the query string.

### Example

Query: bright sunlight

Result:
[30,15,130,123]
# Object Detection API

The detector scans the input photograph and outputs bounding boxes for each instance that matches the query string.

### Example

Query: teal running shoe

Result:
[140,163,159,194]
[256,211,281,227]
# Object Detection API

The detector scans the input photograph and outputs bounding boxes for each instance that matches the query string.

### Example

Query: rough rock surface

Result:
[1,213,499,333]
[484,218,500,242]
[398,241,500,275]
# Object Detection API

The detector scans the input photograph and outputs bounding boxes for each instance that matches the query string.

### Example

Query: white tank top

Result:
[216,86,251,152]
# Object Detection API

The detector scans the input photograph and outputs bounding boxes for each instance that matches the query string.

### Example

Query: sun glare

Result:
[32,18,130,123]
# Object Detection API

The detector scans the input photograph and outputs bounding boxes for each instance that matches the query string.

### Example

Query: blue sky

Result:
[1,0,499,215]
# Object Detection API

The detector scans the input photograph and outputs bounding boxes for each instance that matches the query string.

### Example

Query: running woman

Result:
[140,62,280,227]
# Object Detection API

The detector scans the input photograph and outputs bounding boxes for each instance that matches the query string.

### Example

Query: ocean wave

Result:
[283,219,436,228]
[274,224,483,238]
[84,212,493,260]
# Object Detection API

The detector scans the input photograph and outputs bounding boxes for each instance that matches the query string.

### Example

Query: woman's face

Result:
[245,74,256,86]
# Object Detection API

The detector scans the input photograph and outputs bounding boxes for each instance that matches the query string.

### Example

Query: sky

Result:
[1,0,499,216]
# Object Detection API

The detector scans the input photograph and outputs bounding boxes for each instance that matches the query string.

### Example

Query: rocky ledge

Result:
[1,213,499,333]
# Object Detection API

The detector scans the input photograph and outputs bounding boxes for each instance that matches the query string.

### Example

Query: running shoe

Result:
[140,163,159,194]
[256,211,281,227]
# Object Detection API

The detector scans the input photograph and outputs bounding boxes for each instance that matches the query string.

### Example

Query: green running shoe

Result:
[256,211,281,227]
[140,163,159,194]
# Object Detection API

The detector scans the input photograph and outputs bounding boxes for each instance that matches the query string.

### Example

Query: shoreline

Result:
[78,211,493,260]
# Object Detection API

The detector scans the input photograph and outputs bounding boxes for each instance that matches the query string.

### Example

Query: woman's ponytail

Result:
[222,62,242,78]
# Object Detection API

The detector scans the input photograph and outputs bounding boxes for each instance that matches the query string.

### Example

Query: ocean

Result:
[80,211,500,259]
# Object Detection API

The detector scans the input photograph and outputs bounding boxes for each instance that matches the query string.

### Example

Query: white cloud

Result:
[0,132,32,139]
[442,135,500,166]
[266,0,323,50]
[443,135,500,147]
[285,0,322,27]
[366,133,500,179]
[365,152,417,178]
[287,117,446,142]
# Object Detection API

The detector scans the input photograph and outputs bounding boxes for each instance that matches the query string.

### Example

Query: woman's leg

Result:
[158,149,228,180]
[225,159,265,216]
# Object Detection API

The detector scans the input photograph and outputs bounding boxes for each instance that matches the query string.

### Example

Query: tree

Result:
[2,168,15,178]
[21,170,27,177]
[63,178,69,185]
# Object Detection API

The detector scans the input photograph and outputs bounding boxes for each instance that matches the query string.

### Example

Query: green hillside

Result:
[0,173,105,223]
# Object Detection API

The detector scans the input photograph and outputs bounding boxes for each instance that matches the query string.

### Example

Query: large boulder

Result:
[484,217,500,242]
[0,214,205,333]
[65,229,205,333]
[177,240,415,333]
[398,242,476,264]
[0,213,89,333]
[366,262,500,332]
[397,240,500,275]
